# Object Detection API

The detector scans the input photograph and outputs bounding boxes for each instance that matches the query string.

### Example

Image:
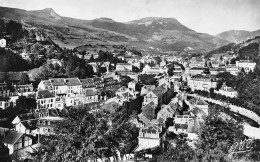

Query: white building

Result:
[215,83,237,98]
[134,122,162,153]
[116,63,133,71]
[36,90,56,109]
[0,38,6,48]
[236,60,256,73]
[188,74,217,92]
[142,65,168,74]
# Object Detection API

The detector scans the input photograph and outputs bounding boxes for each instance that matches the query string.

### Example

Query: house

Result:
[85,89,99,103]
[134,122,162,153]
[80,78,95,90]
[37,80,54,92]
[0,82,10,98]
[157,104,176,121]
[0,38,6,48]
[215,83,237,98]
[128,80,138,91]
[36,90,56,109]
[65,78,82,97]
[14,83,35,97]
[158,77,171,90]
[116,63,133,71]
[142,65,168,75]
[188,74,217,92]
[189,67,207,76]
[169,115,191,134]
[236,60,256,73]
[226,65,238,76]
[2,131,33,154]
[20,51,30,60]
[12,113,38,135]
[103,77,121,97]
[38,78,82,97]
[143,85,167,107]
[137,101,156,127]
[140,85,156,96]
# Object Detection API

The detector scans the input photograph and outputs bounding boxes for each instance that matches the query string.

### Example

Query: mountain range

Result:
[216,29,260,43]
[0,6,256,53]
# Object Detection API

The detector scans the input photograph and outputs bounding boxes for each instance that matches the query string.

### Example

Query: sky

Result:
[0,0,260,35]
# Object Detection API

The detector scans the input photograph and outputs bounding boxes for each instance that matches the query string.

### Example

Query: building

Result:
[12,113,37,135]
[226,65,238,76]
[169,115,191,134]
[142,65,168,75]
[0,82,10,98]
[236,60,256,73]
[157,104,176,121]
[2,131,33,154]
[36,90,56,109]
[143,85,168,107]
[215,83,237,98]
[134,122,162,153]
[14,84,35,97]
[20,51,30,60]
[140,85,156,96]
[0,38,6,48]
[188,74,217,92]
[116,63,133,72]
[38,78,82,98]
[85,89,100,103]
[189,67,207,76]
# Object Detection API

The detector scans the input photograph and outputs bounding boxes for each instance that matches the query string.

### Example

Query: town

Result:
[1,3,260,162]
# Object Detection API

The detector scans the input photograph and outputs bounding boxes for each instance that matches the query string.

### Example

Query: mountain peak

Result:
[32,8,62,20]
[43,8,55,12]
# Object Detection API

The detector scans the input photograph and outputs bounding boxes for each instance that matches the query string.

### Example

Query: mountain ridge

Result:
[0,6,230,52]
[217,29,260,43]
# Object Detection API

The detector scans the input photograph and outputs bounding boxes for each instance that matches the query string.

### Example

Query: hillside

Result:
[217,29,260,43]
[0,6,230,52]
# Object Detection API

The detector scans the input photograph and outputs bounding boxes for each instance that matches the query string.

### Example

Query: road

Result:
[188,94,260,139]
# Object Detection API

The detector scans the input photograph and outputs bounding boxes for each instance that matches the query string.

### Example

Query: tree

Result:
[16,96,37,112]
[19,73,30,85]
[31,107,138,161]
[158,138,196,162]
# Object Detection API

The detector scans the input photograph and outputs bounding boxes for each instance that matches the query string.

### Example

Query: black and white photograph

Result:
[0,0,260,161]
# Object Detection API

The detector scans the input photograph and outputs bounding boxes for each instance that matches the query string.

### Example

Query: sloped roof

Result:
[49,78,66,86]
[85,89,98,96]
[80,78,94,84]
[18,113,35,121]
[142,123,161,134]
[138,113,151,126]
[2,131,24,145]
[220,83,236,92]
[65,78,81,86]
[141,101,155,110]
[21,120,38,129]
[37,90,55,99]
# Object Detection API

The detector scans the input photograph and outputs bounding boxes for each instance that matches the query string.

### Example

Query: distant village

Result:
[1,28,260,161]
